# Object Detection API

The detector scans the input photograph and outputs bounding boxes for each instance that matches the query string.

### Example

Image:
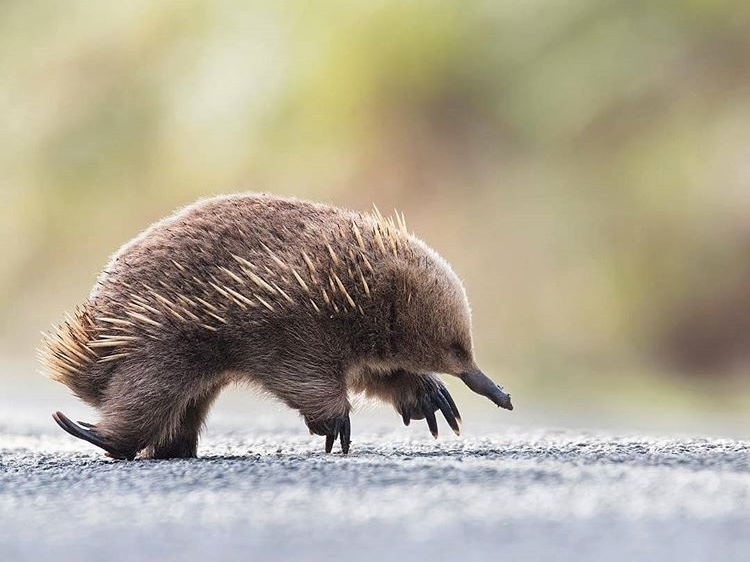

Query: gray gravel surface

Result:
[2,420,750,562]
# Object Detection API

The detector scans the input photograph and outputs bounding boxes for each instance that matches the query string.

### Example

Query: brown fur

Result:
[40,193,507,459]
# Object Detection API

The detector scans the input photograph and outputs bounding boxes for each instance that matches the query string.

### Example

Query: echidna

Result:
[39,193,512,459]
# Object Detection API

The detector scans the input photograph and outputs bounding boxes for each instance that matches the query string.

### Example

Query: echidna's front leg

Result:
[261,367,352,454]
[305,413,351,454]
[356,370,461,438]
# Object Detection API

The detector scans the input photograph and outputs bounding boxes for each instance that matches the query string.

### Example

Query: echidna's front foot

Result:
[398,380,462,438]
[306,413,351,454]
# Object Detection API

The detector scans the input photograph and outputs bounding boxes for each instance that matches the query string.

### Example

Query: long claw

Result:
[340,415,351,454]
[402,411,411,426]
[425,409,438,439]
[435,392,460,436]
[78,420,96,429]
[325,434,335,454]
[52,411,133,460]
[439,387,462,423]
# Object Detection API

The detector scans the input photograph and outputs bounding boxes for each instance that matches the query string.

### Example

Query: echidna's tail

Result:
[38,307,106,406]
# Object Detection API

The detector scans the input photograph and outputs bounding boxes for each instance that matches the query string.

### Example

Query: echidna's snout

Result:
[460,369,513,411]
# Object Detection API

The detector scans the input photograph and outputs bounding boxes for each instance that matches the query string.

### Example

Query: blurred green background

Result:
[3,0,750,433]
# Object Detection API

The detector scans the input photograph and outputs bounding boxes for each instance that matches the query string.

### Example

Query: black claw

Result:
[77,420,96,429]
[425,409,438,439]
[325,434,335,454]
[439,386,461,423]
[434,391,460,436]
[402,412,411,426]
[340,415,351,454]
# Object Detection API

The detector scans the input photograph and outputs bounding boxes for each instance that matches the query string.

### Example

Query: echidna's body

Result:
[40,193,512,459]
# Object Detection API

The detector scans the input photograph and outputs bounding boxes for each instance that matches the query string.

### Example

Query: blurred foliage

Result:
[3,0,750,415]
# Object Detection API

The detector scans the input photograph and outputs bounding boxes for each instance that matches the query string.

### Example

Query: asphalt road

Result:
[2,414,750,562]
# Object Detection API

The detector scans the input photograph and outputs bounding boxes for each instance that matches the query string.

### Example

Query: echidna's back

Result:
[39,194,347,406]
[39,192,410,407]
[39,306,110,406]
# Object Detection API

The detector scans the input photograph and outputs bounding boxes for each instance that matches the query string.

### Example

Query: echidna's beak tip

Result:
[459,369,513,412]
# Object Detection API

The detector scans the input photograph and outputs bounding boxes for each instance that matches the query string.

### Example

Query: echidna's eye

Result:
[450,342,468,361]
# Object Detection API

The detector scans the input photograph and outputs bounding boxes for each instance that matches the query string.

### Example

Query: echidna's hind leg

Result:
[85,366,197,460]
[148,384,223,459]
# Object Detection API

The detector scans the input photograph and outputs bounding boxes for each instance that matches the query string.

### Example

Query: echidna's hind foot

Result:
[52,411,137,460]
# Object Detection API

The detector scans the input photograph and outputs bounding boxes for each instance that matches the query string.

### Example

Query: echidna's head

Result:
[387,247,474,374]
[381,243,512,410]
